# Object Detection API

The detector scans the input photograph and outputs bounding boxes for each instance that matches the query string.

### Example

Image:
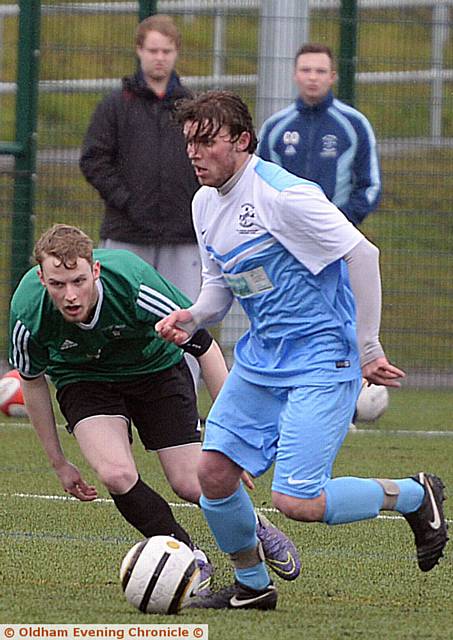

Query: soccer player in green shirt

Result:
[9,224,300,591]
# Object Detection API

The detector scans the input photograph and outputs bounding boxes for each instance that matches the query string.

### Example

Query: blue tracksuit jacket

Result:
[257,91,381,225]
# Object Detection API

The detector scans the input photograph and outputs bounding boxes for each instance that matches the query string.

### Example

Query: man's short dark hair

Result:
[294,43,335,67]
[175,90,258,153]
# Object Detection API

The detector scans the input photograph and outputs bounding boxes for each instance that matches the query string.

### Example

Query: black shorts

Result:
[56,361,201,451]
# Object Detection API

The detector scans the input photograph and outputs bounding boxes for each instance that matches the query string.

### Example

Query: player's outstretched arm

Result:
[21,375,97,501]
[344,238,406,387]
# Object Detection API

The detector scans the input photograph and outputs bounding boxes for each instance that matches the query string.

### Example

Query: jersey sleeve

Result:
[192,189,230,290]
[265,183,365,275]
[134,259,193,324]
[340,116,382,225]
[9,315,49,378]
[187,190,234,327]
[79,93,131,212]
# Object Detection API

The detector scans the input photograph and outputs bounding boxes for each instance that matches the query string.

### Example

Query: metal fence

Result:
[0,0,452,385]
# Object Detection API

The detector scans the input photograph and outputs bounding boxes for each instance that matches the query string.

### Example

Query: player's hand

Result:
[155,309,193,346]
[241,470,255,491]
[362,356,406,388]
[55,460,98,501]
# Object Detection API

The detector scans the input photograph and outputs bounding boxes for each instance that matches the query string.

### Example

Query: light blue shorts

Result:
[203,367,362,498]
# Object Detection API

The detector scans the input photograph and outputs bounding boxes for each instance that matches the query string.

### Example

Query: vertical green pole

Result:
[338,0,357,106]
[11,0,41,291]
[138,0,158,22]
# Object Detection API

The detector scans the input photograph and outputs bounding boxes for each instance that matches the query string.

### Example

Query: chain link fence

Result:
[1,0,452,385]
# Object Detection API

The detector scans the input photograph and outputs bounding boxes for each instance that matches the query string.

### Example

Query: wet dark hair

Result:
[34,224,94,269]
[175,90,258,153]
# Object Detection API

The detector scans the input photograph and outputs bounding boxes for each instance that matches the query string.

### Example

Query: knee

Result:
[197,457,224,495]
[97,465,137,495]
[197,452,240,498]
[169,476,200,505]
[272,491,325,522]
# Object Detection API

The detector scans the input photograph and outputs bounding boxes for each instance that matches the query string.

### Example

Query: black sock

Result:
[110,477,192,547]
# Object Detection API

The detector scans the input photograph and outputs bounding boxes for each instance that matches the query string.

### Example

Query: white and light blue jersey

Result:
[193,155,364,386]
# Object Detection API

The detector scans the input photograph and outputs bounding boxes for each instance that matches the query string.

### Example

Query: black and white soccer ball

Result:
[120,536,201,614]
[355,382,389,422]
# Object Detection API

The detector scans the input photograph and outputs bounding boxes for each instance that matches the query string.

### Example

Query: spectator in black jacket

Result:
[80,15,201,382]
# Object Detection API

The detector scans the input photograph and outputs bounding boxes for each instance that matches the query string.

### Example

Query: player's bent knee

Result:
[272,492,325,522]
[197,464,227,495]
[169,478,200,504]
[98,466,137,494]
[197,451,241,497]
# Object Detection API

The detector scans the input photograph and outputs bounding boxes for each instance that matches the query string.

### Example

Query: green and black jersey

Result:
[9,249,191,388]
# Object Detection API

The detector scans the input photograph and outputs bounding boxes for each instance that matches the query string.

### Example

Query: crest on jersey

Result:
[320,134,338,158]
[238,203,258,234]
[102,324,127,338]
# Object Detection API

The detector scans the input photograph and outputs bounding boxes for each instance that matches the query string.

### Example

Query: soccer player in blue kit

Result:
[156,90,448,609]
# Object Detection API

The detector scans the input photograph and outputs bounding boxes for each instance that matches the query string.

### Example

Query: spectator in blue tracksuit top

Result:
[257,43,381,226]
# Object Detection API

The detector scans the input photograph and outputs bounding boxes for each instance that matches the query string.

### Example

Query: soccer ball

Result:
[0,369,28,417]
[120,536,201,614]
[355,382,389,422]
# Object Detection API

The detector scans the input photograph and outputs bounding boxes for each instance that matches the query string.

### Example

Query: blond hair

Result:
[135,15,181,50]
[34,224,94,269]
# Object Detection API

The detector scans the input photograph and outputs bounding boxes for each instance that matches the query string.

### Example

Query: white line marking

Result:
[2,421,453,437]
[2,491,451,523]
[353,428,453,437]
[0,421,66,430]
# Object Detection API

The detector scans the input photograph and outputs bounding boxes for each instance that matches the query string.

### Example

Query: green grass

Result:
[1,388,452,636]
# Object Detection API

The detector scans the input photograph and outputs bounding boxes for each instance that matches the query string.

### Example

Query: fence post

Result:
[213,9,226,81]
[138,0,158,22]
[338,0,357,106]
[256,0,309,128]
[431,3,449,140]
[10,0,41,292]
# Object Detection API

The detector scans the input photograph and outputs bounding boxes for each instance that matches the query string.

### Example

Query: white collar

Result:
[77,278,103,330]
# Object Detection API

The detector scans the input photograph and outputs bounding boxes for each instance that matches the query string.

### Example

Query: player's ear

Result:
[236,131,250,152]
[92,260,101,280]
[37,269,46,287]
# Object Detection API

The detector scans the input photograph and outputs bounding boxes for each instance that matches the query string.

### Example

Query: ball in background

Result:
[355,382,389,422]
[0,369,28,418]
[120,535,200,614]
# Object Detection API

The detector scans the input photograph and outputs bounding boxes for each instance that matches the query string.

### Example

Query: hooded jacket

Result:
[257,91,381,225]
[80,71,199,244]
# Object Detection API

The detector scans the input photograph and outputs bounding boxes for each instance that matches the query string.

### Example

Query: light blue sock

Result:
[200,484,270,590]
[323,477,425,525]
[324,477,384,524]
[236,565,270,591]
[394,478,425,514]
[199,483,257,553]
